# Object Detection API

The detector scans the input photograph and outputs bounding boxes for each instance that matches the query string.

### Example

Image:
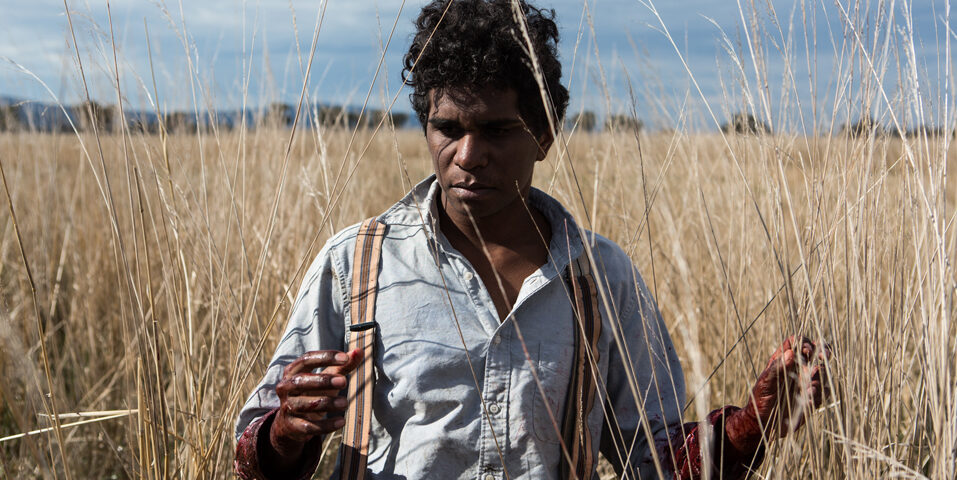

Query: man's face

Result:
[426,87,551,223]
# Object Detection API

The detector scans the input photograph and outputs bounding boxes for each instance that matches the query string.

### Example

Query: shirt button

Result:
[487,403,500,414]
[492,335,502,345]
[463,271,474,281]
[483,474,495,480]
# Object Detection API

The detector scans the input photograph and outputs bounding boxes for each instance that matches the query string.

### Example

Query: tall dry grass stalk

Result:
[1,0,955,478]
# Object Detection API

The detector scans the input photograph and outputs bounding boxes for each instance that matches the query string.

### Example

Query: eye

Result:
[485,126,512,137]
[433,124,463,138]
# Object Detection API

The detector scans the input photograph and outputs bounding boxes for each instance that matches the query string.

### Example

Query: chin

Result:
[448,198,503,220]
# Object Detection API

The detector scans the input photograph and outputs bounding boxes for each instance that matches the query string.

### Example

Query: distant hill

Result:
[0,97,417,133]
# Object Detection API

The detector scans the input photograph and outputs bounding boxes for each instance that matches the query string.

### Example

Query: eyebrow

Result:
[428,117,524,129]
[427,118,459,129]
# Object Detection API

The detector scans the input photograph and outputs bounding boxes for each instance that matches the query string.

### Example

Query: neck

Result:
[438,191,550,251]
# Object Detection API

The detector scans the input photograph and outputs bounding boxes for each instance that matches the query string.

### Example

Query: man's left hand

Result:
[726,335,832,454]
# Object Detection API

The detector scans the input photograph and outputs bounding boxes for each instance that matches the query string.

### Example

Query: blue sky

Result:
[1,0,953,131]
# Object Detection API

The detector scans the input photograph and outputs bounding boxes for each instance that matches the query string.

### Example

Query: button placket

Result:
[449,257,498,335]
[478,321,512,478]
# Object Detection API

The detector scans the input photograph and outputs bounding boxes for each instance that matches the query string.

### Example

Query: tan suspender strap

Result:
[340,217,387,480]
[561,256,603,480]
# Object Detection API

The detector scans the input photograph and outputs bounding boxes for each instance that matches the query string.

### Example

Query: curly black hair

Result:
[402,0,569,136]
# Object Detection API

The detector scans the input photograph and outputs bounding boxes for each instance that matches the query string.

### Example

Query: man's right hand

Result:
[264,349,363,473]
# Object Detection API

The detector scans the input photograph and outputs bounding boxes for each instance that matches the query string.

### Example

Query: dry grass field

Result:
[0,124,953,478]
[1,0,956,478]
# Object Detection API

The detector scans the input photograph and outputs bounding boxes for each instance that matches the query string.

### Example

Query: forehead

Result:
[428,87,521,120]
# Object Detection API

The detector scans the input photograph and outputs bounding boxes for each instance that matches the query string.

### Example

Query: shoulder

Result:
[581,230,659,315]
[304,174,436,287]
[325,220,366,251]
[306,207,423,285]
[297,221,365,291]
[583,231,640,284]
[528,187,648,292]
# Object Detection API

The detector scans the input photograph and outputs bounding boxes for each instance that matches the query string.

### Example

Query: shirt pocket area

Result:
[531,342,576,444]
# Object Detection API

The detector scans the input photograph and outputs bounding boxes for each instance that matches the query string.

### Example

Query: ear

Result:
[536,131,554,161]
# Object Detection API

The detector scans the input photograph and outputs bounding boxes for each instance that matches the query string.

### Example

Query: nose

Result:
[453,132,487,170]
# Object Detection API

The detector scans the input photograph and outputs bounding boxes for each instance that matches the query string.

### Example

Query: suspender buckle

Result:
[349,321,377,332]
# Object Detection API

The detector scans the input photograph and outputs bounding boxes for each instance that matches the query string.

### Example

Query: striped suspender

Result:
[561,255,603,480]
[339,218,387,480]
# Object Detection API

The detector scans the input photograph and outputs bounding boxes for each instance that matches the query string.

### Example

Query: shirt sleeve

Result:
[233,240,350,479]
[598,265,688,478]
[598,266,765,479]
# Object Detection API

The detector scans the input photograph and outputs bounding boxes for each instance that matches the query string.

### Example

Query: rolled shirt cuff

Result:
[667,406,767,480]
[234,408,325,480]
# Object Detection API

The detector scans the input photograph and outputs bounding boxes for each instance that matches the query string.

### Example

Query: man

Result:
[235,1,830,479]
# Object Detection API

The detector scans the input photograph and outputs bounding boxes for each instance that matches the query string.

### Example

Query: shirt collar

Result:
[378,175,586,279]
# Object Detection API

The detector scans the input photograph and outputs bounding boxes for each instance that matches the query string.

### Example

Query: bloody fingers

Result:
[264,349,363,474]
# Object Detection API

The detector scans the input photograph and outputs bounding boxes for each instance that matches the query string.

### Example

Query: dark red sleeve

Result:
[234,408,325,480]
[665,406,766,480]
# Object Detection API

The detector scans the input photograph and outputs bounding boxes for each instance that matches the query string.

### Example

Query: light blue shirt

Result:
[236,176,686,479]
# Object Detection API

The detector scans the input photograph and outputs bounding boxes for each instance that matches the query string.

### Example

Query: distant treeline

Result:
[717,112,955,138]
[569,110,954,138]
[0,99,414,133]
[568,111,644,133]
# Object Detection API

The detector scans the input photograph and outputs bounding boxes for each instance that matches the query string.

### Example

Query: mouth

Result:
[450,181,495,199]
